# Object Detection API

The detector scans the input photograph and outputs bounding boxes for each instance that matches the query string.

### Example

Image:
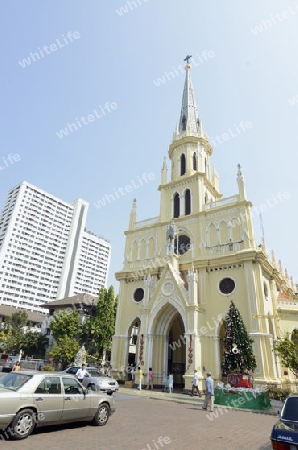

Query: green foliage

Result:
[222,300,257,375]
[0,313,48,358]
[275,330,298,377]
[50,310,80,341]
[81,287,117,358]
[4,311,28,330]
[49,336,80,365]
[267,385,292,401]
[41,365,55,372]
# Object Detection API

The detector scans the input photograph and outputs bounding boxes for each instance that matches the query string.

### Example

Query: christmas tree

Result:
[222,300,257,375]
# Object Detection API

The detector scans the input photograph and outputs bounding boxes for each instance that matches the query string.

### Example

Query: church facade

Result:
[111,61,298,390]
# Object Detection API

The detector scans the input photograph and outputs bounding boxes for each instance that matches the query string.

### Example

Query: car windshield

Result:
[87,370,106,377]
[281,397,298,422]
[0,372,32,391]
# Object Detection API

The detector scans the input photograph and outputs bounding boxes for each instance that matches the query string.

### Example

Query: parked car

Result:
[62,366,119,395]
[0,370,115,440]
[2,355,19,372]
[270,395,298,449]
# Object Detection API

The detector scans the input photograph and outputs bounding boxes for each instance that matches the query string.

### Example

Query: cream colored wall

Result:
[112,133,297,389]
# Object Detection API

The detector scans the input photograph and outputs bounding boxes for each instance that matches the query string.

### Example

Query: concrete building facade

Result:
[0,181,111,313]
[111,62,298,389]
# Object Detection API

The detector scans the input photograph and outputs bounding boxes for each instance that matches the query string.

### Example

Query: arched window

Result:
[180,154,186,176]
[185,189,191,215]
[193,153,197,170]
[182,115,186,131]
[173,193,180,218]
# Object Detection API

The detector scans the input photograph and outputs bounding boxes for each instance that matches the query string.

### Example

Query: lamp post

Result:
[86,299,96,352]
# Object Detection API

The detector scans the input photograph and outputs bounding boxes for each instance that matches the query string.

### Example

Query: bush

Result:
[267,385,292,401]
[41,365,55,372]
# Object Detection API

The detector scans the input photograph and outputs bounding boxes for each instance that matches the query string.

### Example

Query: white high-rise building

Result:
[0,181,111,313]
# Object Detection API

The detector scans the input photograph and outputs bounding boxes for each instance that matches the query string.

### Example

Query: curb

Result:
[118,387,278,416]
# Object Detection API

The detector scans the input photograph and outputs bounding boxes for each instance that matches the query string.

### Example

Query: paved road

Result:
[2,389,276,450]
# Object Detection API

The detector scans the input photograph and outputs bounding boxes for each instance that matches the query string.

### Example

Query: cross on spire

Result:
[184,54,192,64]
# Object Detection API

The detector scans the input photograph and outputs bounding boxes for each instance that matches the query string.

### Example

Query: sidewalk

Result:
[119,385,278,416]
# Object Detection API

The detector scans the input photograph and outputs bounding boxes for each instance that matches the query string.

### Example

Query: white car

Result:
[63,366,119,394]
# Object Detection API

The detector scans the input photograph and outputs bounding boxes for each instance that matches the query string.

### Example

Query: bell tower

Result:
[159,58,221,222]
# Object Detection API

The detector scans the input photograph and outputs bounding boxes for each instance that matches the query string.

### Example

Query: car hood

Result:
[271,420,298,445]
[0,388,20,396]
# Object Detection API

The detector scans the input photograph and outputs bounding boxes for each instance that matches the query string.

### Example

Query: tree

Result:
[222,300,257,375]
[49,336,80,366]
[1,311,29,354]
[275,330,298,377]
[90,286,117,359]
[50,310,80,341]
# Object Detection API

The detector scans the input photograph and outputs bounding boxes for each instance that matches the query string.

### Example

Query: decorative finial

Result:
[184,54,192,64]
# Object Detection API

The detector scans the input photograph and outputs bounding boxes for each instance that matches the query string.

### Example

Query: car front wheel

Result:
[93,403,110,426]
[11,409,36,440]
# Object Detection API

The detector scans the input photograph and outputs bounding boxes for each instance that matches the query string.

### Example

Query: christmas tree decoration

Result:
[222,300,257,375]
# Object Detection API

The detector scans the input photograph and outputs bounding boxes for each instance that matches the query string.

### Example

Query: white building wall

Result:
[0,181,111,313]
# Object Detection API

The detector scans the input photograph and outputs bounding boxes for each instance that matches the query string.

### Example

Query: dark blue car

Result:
[270,395,298,449]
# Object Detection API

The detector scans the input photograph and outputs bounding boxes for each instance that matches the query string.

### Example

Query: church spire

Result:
[178,56,201,135]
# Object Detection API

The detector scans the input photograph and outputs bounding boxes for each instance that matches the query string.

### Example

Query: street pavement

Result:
[1,385,277,450]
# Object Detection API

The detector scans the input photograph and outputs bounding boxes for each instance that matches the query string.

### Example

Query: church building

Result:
[111,59,298,390]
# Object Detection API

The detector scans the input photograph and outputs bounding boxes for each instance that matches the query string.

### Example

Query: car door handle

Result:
[35,397,43,401]
[64,397,71,400]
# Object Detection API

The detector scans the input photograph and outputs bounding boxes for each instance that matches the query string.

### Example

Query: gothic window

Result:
[205,193,208,204]
[174,234,191,255]
[180,154,186,176]
[173,193,180,218]
[193,152,197,170]
[182,115,186,131]
[291,329,298,343]
[185,189,191,215]
[205,158,207,173]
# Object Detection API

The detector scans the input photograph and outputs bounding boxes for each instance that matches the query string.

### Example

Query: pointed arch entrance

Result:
[150,303,186,388]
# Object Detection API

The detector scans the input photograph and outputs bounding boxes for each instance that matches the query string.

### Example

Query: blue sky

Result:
[0,0,297,290]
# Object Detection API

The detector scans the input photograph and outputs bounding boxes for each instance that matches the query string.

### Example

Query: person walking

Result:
[146,367,154,390]
[75,364,90,384]
[190,369,201,396]
[202,372,214,412]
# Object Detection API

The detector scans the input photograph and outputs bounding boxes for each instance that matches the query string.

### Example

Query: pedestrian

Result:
[75,363,90,384]
[12,361,20,371]
[168,374,173,393]
[136,366,143,390]
[202,372,214,412]
[146,367,154,390]
[190,369,201,397]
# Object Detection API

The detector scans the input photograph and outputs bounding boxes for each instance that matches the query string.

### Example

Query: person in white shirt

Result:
[75,364,89,383]
[190,369,202,397]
